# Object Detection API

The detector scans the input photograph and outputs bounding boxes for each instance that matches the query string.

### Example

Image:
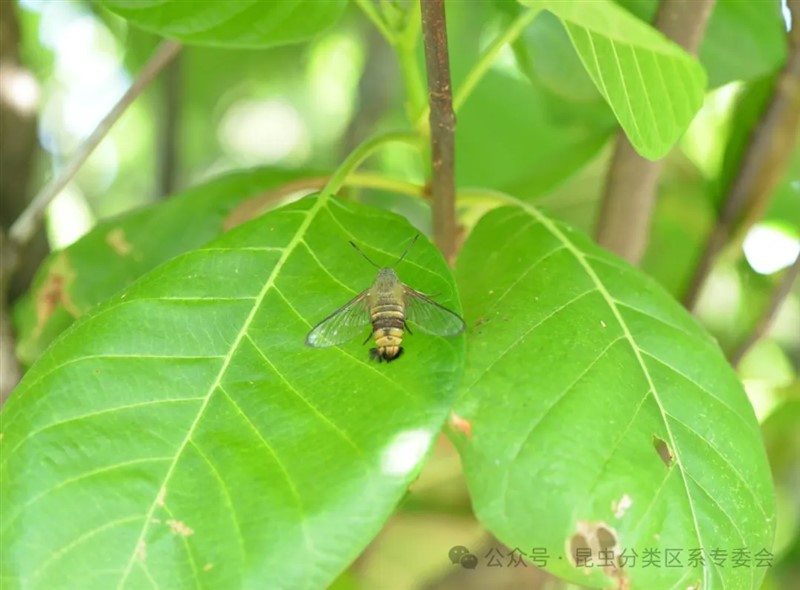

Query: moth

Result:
[305,236,465,361]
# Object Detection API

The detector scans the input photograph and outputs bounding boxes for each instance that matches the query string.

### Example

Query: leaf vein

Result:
[116,193,322,589]
[463,287,600,393]
[665,412,769,521]
[217,383,314,560]
[519,203,710,588]
[642,351,759,436]
[3,398,205,468]
[189,441,247,569]
[2,456,172,535]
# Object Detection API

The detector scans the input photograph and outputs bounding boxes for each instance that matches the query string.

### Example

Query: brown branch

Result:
[595,0,716,264]
[7,39,182,252]
[157,52,183,198]
[420,0,457,263]
[732,254,800,367]
[684,1,800,309]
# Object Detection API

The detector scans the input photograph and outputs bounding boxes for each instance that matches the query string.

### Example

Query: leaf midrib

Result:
[516,202,716,590]
[115,195,329,589]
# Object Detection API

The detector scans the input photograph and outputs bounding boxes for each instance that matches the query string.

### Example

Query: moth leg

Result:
[363,330,373,345]
[404,321,413,335]
[369,348,381,361]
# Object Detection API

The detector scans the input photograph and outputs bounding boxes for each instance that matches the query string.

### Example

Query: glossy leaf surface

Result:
[1,196,465,589]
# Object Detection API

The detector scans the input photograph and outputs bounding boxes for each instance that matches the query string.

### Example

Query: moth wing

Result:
[403,286,466,336]
[305,291,372,348]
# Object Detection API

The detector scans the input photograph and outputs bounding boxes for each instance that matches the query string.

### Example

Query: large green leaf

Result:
[99,1,346,48]
[524,0,706,159]
[13,168,315,366]
[1,196,465,589]
[453,204,775,588]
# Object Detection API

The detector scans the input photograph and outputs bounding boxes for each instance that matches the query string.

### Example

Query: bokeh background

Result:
[1,1,797,588]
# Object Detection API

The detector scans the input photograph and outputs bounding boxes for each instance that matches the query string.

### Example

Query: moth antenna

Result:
[349,241,380,268]
[394,234,419,267]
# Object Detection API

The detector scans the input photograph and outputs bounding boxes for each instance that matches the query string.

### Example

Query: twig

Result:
[157,51,183,198]
[732,254,800,367]
[420,0,457,263]
[595,0,716,264]
[415,6,541,131]
[684,0,800,309]
[8,39,182,250]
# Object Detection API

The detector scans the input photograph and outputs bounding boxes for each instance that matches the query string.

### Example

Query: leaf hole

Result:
[596,525,617,551]
[653,434,674,467]
[567,532,591,568]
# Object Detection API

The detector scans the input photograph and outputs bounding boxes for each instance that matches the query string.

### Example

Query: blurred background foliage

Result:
[4,0,798,588]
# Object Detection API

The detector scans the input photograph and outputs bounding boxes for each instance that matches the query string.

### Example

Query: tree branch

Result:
[684,0,800,309]
[420,0,457,263]
[732,254,800,367]
[8,39,182,252]
[157,51,183,198]
[595,0,716,264]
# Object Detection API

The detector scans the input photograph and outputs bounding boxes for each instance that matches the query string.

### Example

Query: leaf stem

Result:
[396,8,428,122]
[415,6,541,132]
[354,0,395,44]
[320,132,421,199]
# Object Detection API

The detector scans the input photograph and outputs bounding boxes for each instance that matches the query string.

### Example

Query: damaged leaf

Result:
[453,204,775,589]
[1,196,465,589]
[13,168,318,366]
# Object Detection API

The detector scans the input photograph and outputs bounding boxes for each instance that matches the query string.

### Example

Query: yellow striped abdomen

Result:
[370,303,405,362]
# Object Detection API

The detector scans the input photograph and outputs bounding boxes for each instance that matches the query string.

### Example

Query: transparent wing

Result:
[403,286,466,337]
[305,291,371,348]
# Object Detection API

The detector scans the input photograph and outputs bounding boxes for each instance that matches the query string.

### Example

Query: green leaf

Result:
[99,0,347,48]
[453,204,775,588]
[447,1,615,199]
[13,168,315,366]
[525,0,707,159]
[515,9,602,103]
[1,196,465,589]
[617,0,787,88]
